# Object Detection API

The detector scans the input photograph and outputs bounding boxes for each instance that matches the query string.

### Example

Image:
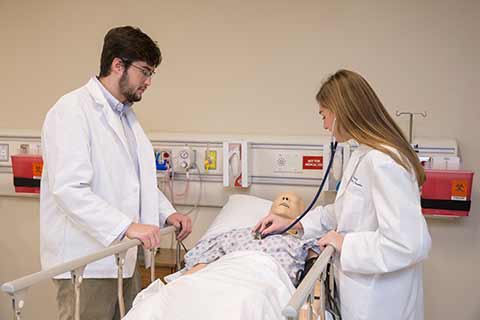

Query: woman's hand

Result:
[317,231,344,253]
[253,213,298,236]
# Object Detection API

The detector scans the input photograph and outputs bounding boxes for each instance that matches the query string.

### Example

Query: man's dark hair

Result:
[99,26,161,77]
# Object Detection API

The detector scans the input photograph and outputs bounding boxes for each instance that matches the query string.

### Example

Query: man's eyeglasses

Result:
[129,63,155,78]
[121,59,155,78]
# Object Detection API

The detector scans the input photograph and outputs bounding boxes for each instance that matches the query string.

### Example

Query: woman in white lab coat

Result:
[255,69,432,320]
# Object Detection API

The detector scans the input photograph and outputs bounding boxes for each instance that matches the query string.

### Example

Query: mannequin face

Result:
[270,192,306,219]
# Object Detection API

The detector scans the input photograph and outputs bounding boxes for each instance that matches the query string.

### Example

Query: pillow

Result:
[200,194,272,240]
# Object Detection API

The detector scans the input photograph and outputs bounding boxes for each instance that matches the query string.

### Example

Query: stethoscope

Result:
[261,119,338,238]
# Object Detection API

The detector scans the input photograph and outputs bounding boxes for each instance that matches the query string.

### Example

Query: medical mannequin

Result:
[254,69,432,320]
[269,192,306,219]
[184,192,315,280]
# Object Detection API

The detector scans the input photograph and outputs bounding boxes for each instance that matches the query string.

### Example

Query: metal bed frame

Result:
[1,225,335,320]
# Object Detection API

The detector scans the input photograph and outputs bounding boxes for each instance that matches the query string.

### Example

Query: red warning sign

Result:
[303,156,323,170]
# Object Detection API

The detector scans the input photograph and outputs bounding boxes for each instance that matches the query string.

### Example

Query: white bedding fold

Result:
[123,250,295,320]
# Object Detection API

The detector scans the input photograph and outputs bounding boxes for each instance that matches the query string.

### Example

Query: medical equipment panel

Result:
[155,149,172,171]
[176,148,196,171]
[0,144,9,162]
[223,141,251,188]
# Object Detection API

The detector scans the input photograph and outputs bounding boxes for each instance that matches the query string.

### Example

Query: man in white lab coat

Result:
[40,26,192,320]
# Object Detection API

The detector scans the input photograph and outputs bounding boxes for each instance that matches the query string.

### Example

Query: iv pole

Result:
[395,111,427,144]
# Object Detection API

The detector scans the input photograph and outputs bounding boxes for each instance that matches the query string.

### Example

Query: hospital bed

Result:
[1,194,336,320]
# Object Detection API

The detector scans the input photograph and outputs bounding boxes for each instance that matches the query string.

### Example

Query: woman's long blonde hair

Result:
[316,69,425,186]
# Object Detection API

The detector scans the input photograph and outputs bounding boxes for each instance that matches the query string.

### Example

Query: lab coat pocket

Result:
[339,271,372,320]
[339,184,365,231]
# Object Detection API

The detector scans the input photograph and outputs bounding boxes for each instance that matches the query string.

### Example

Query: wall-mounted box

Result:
[421,169,474,217]
[11,154,43,193]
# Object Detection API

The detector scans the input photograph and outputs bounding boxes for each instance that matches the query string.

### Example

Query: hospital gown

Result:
[184,227,321,285]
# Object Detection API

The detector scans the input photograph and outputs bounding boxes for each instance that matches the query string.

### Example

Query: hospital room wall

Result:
[0,0,479,319]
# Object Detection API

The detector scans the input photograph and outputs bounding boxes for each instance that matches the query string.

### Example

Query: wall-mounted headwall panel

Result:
[0,132,341,209]
[0,131,461,208]
[0,135,42,169]
[413,138,458,157]
[150,133,336,207]
[152,139,330,186]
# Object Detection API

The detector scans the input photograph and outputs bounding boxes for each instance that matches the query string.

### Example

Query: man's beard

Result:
[119,71,142,103]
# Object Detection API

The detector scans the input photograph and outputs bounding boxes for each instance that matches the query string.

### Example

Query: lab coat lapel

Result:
[125,110,144,176]
[125,110,156,222]
[335,144,371,200]
[85,78,132,161]
[103,107,132,160]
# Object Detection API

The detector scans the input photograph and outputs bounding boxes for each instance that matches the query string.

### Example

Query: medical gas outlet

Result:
[176,148,196,171]
[155,149,171,171]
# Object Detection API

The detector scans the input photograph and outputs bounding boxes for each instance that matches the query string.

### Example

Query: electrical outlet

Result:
[0,143,9,161]
[19,144,30,154]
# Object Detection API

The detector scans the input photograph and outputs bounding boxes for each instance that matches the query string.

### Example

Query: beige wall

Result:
[1,0,479,319]
[0,197,57,319]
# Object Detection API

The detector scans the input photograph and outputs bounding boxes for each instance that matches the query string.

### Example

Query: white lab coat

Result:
[40,78,176,279]
[301,144,431,320]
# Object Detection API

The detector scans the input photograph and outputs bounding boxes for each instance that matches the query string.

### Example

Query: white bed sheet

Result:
[123,250,295,320]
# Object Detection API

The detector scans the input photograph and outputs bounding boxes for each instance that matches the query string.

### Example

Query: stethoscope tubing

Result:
[263,141,338,238]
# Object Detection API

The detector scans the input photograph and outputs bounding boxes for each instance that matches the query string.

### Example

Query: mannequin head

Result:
[270,192,306,219]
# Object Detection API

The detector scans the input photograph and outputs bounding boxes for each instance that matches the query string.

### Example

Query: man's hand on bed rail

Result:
[124,212,192,248]
[166,212,192,241]
[126,223,161,249]
[253,213,302,237]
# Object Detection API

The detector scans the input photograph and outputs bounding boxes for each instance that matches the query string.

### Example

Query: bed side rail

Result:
[1,226,176,320]
[282,245,335,320]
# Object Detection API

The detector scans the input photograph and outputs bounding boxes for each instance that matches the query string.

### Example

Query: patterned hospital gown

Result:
[184,227,321,285]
